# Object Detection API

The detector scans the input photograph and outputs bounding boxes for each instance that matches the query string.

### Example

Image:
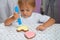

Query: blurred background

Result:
[41,0,59,23]
[0,0,59,23]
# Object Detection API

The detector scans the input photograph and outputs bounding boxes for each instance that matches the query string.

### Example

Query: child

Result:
[4,0,55,31]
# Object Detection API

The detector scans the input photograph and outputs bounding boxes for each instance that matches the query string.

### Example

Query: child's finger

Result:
[36,27,40,30]
[14,12,18,16]
[13,12,19,19]
[36,26,46,31]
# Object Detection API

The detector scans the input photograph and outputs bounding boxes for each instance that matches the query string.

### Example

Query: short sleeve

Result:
[39,15,50,23]
[32,12,50,23]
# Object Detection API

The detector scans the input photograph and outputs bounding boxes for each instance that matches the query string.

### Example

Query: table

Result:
[0,23,60,40]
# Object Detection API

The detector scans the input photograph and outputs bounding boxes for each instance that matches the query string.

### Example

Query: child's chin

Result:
[23,16,29,18]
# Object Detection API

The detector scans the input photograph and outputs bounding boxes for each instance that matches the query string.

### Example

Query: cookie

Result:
[24,31,36,39]
[16,25,29,32]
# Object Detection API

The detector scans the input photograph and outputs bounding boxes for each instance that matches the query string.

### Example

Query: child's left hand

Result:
[36,25,47,31]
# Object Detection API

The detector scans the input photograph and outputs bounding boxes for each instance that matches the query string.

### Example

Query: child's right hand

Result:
[13,13,19,20]
[4,13,19,26]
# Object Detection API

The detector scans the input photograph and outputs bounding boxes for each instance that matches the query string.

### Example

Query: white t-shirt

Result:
[13,12,50,27]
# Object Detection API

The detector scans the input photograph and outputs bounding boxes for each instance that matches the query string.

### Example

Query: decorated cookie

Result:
[16,25,29,32]
[24,31,36,39]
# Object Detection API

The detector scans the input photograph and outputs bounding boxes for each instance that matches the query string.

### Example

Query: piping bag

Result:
[14,6,22,25]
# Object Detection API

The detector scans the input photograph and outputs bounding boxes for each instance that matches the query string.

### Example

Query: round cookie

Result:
[24,31,36,39]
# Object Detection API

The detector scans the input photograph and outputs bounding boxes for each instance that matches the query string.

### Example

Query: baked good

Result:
[24,31,36,39]
[16,25,29,32]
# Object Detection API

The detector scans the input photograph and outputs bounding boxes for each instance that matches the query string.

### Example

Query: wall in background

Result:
[42,0,60,23]
[34,0,41,13]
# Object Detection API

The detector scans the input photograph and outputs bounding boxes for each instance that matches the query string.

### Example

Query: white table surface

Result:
[0,23,60,40]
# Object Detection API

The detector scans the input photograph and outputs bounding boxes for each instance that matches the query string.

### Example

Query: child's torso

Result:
[13,12,42,27]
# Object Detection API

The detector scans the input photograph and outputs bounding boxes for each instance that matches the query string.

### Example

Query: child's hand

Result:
[4,18,12,26]
[13,13,19,19]
[36,25,47,31]
[4,13,19,26]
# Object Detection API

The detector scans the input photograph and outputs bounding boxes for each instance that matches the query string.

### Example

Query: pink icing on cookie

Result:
[24,31,35,39]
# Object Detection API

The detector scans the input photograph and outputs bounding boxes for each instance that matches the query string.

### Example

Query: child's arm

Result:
[4,13,18,26]
[36,18,55,31]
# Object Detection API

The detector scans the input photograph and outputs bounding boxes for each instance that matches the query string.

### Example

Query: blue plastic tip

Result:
[15,6,19,13]
[17,18,22,25]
